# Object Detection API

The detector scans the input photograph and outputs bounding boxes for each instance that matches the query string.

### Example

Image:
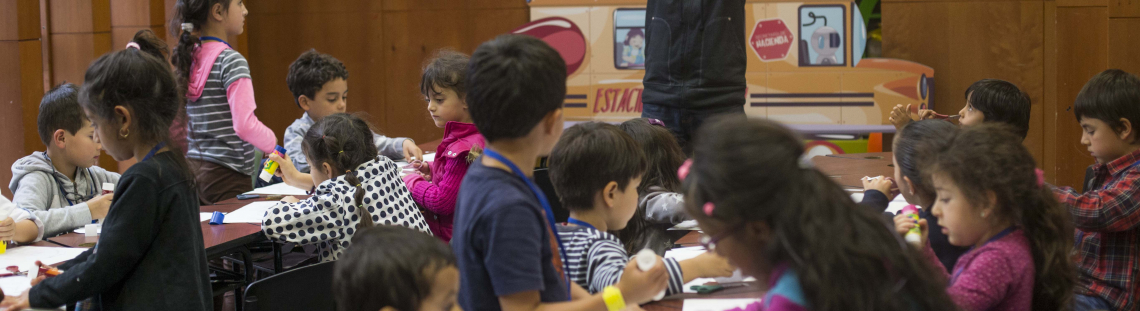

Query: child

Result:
[172,0,278,204]
[614,118,688,255]
[334,225,458,311]
[284,49,421,174]
[549,121,735,295]
[897,124,1075,311]
[890,79,1031,139]
[684,117,957,311]
[262,113,432,263]
[4,42,211,310]
[402,49,483,242]
[9,83,119,238]
[452,34,666,311]
[0,194,44,244]
[1052,69,1140,311]
[862,120,970,272]
[620,28,644,67]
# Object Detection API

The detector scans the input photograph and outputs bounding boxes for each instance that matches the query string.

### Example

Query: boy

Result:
[1053,69,1140,311]
[9,83,118,238]
[891,79,1031,139]
[548,122,734,296]
[452,34,667,311]
[284,49,421,173]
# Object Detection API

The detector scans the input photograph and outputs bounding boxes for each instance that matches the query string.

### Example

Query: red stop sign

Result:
[750,18,793,62]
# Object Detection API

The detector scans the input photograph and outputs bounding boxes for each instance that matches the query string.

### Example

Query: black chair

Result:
[243,260,336,311]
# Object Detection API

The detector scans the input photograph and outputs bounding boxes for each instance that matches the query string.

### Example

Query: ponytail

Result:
[171,21,200,88]
[344,170,374,229]
[129,29,169,62]
[170,0,233,88]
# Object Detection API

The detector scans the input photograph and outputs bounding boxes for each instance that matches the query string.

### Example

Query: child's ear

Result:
[113,106,131,139]
[298,95,312,111]
[743,221,772,246]
[543,109,564,135]
[320,162,334,178]
[602,181,620,208]
[983,190,999,218]
[53,129,68,148]
[210,2,226,22]
[1117,117,1134,143]
[902,176,916,196]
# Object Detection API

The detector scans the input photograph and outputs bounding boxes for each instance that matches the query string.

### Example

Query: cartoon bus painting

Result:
[516,0,934,154]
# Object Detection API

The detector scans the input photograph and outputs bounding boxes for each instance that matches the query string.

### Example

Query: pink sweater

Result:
[925,228,1035,311]
[402,121,484,242]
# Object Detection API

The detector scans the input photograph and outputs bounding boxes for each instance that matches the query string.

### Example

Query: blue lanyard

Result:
[950,226,1016,285]
[482,148,571,296]
[42,152,95,206]
[142,142,166,162]
[199,36,233,49]
[566,218,596,231]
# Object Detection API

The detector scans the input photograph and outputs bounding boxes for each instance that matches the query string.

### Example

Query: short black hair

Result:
[466,35,567,142]
[37,83,86,146]
[287,49,349,109]
[549,122,647,210]
[1074,69,1140,143]
[420,49,470,99]
[334,225,456,311]
[965,79,1031,139]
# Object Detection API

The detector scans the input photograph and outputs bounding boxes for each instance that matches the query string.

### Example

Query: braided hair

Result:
[301,113,380,229]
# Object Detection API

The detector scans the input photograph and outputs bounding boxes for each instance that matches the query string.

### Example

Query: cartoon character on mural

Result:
[516,0,935,154]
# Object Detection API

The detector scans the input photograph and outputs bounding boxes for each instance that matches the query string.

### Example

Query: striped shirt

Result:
[186,49,257,175]
[556,224,684,295]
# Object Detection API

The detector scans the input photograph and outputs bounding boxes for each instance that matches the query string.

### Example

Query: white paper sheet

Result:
[665,246,756,293]
[669,220,700,231]
[850,191,910,214]
[72,227,100,234]
[0,246,87,295]
[221,201,278,224]
[396,153,437,177]
[243,183,308,196]
[681,299,760,311]
[200,212,212,222]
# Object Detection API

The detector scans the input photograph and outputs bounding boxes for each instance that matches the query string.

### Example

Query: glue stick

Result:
[101,183,114,196]
[259,146,288,182]
[900,204,923,247]
[635,249,667,301]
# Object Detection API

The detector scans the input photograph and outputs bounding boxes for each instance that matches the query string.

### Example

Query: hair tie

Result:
[125,42,140,50]
[181,23,194,32]
[678,159,693,181]
[647,118,666,127]
[702,202,716,216]
[339,150,344,154]
[1035,168,1046,187]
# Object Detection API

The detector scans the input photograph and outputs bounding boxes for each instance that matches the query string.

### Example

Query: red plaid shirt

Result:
[1054,148,1140,311]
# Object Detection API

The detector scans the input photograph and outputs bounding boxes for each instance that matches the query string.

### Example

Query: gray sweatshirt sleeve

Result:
[643,190,691,224]
[285,125,310,173]
[373,132,410,161]
[13,173,93,237]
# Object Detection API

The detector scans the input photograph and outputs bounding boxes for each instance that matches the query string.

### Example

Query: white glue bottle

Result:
[634,249,666,301]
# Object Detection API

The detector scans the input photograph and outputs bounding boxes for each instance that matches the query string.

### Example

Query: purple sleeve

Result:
[944,248,1015,311]
[402,154,472,216]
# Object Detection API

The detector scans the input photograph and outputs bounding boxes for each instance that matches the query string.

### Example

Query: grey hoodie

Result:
[9,152,121,237]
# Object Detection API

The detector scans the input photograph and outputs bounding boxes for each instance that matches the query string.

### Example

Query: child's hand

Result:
[616,256,668,304]
[280,196,300,203]
[862,176,894,195]
[269,153,313,190]
[86,193,114,219]
[893,214,929,246]
[889,104,912,130]
[403,140,424,162]
[916,109,936,120]
[1,290,30,310]
[0,217,14,241]
[693,252,736,278]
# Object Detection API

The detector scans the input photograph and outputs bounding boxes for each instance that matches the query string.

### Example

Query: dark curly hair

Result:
[334,225,456,311]
[683,116,958,311]
[287,49,350,109]
[302,113,380,230]
[420,49,469,99]
[928,123,1076,310]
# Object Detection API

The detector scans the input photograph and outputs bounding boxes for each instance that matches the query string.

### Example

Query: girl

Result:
[334,225,459,311]
[684,117,957,311]
[896,124,1074,311]
[621,28,645,67]
[262,113,432,262]
[614,118,688,255]
[4,41,211,311]
[402,50,484,242]
[862,120,970,271]
[172,0,278,204]
[890,79,1031,140]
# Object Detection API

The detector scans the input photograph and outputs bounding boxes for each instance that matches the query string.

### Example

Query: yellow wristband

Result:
[603,286,626,311]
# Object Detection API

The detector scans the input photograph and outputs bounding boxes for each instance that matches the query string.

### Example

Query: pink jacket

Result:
[925,229,1035,311]
[402,121,484,242]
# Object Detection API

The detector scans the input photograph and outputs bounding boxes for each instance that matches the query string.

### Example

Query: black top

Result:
[31,152,212,311]
[642,0,747,110]
[861,189,970,272]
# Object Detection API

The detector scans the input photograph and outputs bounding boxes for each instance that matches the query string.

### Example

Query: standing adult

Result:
[642,0,747,153]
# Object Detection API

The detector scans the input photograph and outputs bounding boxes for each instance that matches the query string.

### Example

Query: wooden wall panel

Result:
[1053,7,1106,189]
[1108,18,1140,75]
[881,1,1045,165]
[0,0,42,198]
[1109,0,1140,17]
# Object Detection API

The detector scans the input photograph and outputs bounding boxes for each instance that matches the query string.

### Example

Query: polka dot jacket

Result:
[261,156,432,262]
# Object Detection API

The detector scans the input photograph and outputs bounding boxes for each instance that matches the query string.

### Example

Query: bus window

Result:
[798,5,846,67]
[614,9,646,70]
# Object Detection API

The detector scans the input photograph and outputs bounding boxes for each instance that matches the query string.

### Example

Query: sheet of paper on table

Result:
[223,201,278,224]
[669,220,700,231]
[243,183,308,196]
[200,212,212,222]
[72,226,101,234]
[665,246,756,293]
[0,246,87,295]
[850,192,909,214]
[682,299,761,311]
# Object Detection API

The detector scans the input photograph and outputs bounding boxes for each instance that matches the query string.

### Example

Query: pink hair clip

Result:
[1035,168,1046,187]
[678,159,693,181]
[125,42,140,50]
[702,202,716,216]
[647,118,666,127]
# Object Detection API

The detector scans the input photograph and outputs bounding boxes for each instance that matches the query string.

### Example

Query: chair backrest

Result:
[244,261,336,311]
